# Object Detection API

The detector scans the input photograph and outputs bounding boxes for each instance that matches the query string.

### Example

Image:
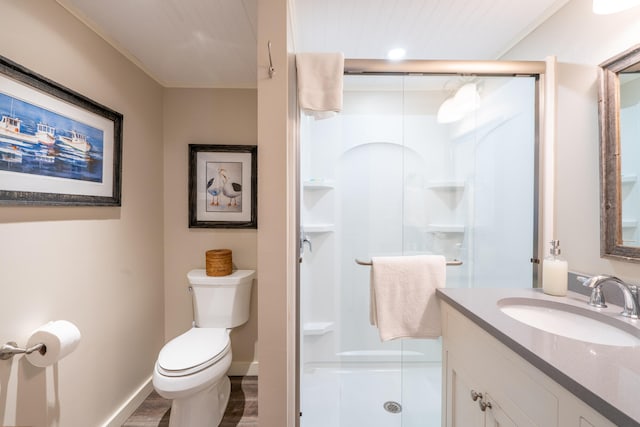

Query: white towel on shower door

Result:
[370,255,446,341]
[296,52,344,120]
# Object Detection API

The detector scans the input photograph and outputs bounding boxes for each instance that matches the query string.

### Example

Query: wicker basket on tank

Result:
[206,249,232,276]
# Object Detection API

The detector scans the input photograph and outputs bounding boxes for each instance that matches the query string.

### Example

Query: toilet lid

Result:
[157,328,230,377]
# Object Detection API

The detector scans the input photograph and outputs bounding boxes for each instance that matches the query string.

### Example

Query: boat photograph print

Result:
[0,93,104,182]
[0,55,122,206]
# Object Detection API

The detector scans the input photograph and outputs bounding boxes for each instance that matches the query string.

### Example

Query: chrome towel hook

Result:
[267,41,275,78]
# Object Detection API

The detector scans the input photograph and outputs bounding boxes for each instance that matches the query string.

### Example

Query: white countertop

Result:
[437,287,640,427]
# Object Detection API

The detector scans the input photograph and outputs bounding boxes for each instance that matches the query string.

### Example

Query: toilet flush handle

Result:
[187,286,196,324]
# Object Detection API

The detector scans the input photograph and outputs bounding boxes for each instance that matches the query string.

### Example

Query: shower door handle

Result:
[299,231,312,263]
[303,235,312,252]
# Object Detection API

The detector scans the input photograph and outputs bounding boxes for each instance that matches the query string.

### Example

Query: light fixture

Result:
[593,0,640,14]
[437,98,464,123]
[453,83,480,114]
[387,48,406,61]
[436,82,480,124]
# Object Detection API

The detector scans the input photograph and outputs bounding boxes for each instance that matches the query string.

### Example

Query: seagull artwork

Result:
[219,168,242,207]
[206,177,222,206]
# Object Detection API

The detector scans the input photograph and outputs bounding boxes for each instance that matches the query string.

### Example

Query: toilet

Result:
[153,269,255,427]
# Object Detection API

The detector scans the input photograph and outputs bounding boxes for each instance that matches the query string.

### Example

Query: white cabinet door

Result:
[446,353,525,427]
[446,352,484,427]
[484,393,517,427]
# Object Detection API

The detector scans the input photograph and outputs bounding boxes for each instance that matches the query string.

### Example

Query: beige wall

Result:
[0,1,164,426]
[505,0,640,281]
[162,88,258,371]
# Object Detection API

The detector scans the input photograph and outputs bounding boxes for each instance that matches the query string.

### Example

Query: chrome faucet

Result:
[581,275,640,319]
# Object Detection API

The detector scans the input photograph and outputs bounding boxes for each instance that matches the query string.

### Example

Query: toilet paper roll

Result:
[25,320,81,368]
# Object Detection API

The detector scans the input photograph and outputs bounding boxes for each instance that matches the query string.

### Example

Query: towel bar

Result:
[355,258,462,266]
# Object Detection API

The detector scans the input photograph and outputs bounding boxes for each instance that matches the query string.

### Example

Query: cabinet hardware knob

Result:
[470,390,482,401]
[478,399,492,412]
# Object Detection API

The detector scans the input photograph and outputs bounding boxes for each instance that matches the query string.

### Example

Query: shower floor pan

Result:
[300,363,441,427]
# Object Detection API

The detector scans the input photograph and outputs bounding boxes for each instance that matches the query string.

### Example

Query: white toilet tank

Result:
[187,269,255,328]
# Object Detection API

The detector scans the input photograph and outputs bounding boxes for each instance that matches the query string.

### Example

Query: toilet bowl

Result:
[153,328,232,426]
[153,269,255,427]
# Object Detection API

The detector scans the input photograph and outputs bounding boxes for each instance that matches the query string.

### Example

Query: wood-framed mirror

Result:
[599,45,640,262]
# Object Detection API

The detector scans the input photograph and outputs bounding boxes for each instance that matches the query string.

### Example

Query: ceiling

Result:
[56,0,570,89]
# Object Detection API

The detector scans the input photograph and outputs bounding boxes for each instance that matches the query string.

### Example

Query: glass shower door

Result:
[299,74,537,427]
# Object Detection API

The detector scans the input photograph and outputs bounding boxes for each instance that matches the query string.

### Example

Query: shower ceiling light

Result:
[453,83,480,114]
[437,98,464,123]
[387,48,406,61]
[593,0,640,14]
[436,83,480,124]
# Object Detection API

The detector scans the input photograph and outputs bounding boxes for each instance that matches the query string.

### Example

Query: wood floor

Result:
[122,376,258,427]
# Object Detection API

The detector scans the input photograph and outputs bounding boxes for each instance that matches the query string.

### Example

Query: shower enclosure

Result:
[298,67,544,427]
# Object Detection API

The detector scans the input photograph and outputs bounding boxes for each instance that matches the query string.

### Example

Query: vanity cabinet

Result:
[441,301,617,427]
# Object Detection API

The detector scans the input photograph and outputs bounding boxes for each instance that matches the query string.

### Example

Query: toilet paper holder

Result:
[0,341,46,360]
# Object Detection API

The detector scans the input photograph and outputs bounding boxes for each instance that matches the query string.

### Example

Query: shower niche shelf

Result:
[303,224,335,233]
[622,174,637,185]
[426,224,465,233]
[303,321,334,336]
[303,179,335,190]
[426,180,465,190]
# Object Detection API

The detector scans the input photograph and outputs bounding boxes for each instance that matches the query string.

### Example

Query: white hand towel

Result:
[370,255,446,341]
[296,52,344,120]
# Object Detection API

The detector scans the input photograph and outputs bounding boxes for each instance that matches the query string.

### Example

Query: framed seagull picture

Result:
[188,144,257,228]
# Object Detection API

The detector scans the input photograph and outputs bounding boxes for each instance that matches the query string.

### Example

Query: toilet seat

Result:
[157,328,230,377]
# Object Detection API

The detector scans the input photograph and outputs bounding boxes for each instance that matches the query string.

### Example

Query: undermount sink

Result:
[498,297,640,347]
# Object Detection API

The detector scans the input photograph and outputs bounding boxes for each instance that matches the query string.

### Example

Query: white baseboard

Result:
[102,376,153,427]
[229,361,259,376]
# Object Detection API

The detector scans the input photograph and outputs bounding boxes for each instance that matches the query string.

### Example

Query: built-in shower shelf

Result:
[426,224,465,233]
[622,174,637,185]
[426,180,465,190]
[303,179,335,190]
[622,219,638,228]
[304,224,335,233]
[303,322,334,336]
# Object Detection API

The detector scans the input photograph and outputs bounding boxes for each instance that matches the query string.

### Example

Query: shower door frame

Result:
[294,57,557,427]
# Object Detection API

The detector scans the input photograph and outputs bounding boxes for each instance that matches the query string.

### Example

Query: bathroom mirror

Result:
[599,45,640,262]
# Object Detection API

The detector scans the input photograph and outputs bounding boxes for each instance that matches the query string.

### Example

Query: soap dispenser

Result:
[542,239,568,296]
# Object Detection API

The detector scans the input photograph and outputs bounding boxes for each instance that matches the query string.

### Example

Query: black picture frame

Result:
[0,55,123,206]
[188,144,257,229]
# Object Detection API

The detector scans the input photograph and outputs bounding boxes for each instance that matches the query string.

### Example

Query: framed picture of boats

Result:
[0,55,122,206]
[188,144,257,228]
